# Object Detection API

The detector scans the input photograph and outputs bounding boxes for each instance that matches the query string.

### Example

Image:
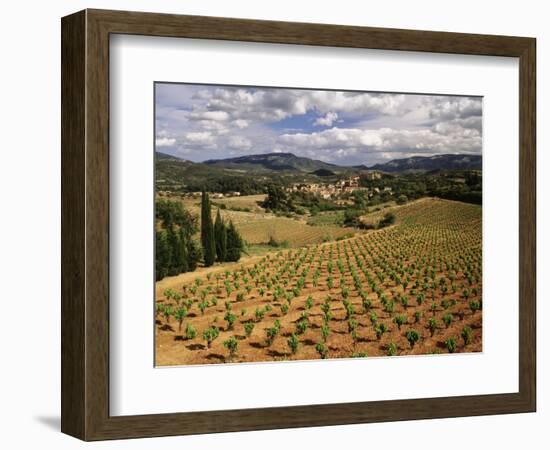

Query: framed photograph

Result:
[61,9,536,441]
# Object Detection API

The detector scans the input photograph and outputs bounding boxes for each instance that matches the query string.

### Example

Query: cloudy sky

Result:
[155,83,482,166]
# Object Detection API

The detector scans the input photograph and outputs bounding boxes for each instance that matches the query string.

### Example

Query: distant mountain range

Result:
[156,151,482,175]
[203,152,341,173]
[367,154,482,173]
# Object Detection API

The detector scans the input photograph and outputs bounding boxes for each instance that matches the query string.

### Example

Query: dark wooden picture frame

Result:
[61,9,536,441]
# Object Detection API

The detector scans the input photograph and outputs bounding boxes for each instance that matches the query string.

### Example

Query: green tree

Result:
[262,184,294,212]
[223,336,238,360]
[185,323,197,340]
[202,326,220,349]
[186,239,202,271]
[167,225,184,275]
[201,190,216,266]
[445,337,457,353]
[315,342,328,359]
[224,311,237,330]
[461,326,473,345]
[244,322,255,338]
[396,194,408,205]
[226,220,244,262]
[175,307,187,332]
[214,209,227,262]
[406,330,420,348]
[155,229,171,281]
[287,333,299,354]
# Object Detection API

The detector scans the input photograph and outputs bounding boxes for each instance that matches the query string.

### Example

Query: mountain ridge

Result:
[368,154,482,173]
[156,151,482,173]
[203,152,342,173]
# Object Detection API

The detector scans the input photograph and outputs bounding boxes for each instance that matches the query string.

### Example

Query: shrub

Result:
[254,307,265,322]
[378,212,396,228]
[198,300,209,315]
[362,298,372,312]
[244,322,255,338]
[175,307,187,331]
[305,296,314,310]
[469,300,482,314]
[202,326,220,348]
[445,337,457,353]
[343,300,355,319]
[223,310,236,330]
[266,325,279,346]
[185,323,197,340]
[443,313,453,328]
[396,194,408,205]
[287,333,299,354]
[374,323,387,340]
[296,319,309,335]
[163,305,174,324]
[369,312,378,325]
[406,329,420,348]
[393,314,407,330]
[414,311,423,323]
[461,326,473,345]
[387,342,397,356]
[347,318,358,333]
[321,323,330,342]
[428,318,438,337]
[280,303,289,315]
[315,342,328,359]
[223,336,238,359]
[156,303,165,319]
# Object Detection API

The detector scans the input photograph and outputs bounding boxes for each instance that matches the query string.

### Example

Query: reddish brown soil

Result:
[156,199,482,365]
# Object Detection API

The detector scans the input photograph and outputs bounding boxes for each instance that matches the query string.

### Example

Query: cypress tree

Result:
[167,225,181,275]
[187,239,202,271]
[214,209,227,262]
[178,227,189,273]
[226,220,244,262]
[201,190,216,266]
[155,229,171,280]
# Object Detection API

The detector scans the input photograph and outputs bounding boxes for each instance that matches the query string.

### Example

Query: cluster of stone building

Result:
[287,174,391,200]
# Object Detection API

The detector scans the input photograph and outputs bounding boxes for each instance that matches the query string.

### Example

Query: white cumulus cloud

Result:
[155,137,176,147]
[314,112,338,127]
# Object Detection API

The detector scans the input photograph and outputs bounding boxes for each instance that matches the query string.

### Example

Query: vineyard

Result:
[236,217,355,247]
[155,198,482,366]
[161,194,354,247]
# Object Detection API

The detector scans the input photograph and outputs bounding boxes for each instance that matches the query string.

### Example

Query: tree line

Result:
[155,199,201,281]
[155,194,244,281]
[201,190,244,266]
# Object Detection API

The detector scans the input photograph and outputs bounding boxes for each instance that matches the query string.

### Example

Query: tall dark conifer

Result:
[167,225,182,275]
[214,209,227,262]
[155,229,171,281]
[226,220,244,262]
[201,190,216,266]
[178,227,189,273]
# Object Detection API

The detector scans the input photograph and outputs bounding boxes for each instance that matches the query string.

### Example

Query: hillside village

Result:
[287,174,391,200]
[158,172,392,202]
